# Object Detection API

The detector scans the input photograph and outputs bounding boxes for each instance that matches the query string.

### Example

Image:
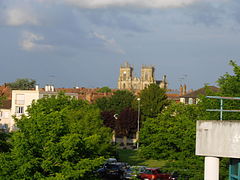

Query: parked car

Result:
[139,168,177,180]
[106,158,118,163]
[96,162,128,179]
[124,166,146,179]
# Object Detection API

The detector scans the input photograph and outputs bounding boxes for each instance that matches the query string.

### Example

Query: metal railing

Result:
[206,96,240,120]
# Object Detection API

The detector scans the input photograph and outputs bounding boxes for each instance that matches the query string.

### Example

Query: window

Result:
[189,98,193,104]
[0,112,9,118]
[123,83,126,89]
[16,94,25,105]
[180,98,185,103]
[16,106,24,114]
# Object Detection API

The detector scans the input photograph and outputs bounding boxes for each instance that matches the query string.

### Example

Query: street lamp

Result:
[112,114,119,145]
[137,98,140,150]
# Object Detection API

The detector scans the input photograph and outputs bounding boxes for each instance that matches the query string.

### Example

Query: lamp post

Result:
[112,114,118,145]
[137,98,140,150]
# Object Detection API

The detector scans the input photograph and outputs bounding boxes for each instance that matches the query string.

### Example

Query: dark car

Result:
[97,162,128,179]
[139,168,177,180]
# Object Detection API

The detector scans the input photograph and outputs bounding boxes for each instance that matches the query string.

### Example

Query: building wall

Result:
[9,90,40,130]
[0,109,11,131]
[11,90,40,118]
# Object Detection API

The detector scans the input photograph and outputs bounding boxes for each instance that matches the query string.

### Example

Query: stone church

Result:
[118,62,168,90]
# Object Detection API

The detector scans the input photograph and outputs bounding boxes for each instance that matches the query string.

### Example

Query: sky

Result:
[1,0,240,90]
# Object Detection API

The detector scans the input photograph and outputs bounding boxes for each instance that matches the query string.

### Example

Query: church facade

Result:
[118,62,168,90]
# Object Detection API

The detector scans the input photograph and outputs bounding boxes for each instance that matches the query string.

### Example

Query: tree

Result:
[96,90,136,147]
[139,102,205,179]
[0,93,114,179]
[7,78,36,90]
[0,132,11,153]
[96,90,135,114]
[95,97,111,112]
[109,90,135,114]
[139,83,169,118]
[198,61,240,121]
[116,108,138,136]
[218,60,240,96]
[96,86,112,93]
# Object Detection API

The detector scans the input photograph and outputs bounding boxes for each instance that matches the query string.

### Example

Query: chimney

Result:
[50,85,54,92]
[180,85,183,96]
[183,84,187,95]
[45,85,49,92]
[35,85,39,91]
[162,75,167,89]
[163,75,167,82]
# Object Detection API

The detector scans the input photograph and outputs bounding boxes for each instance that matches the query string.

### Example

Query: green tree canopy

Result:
[139,102,205,179]
[96,86,112,93]
[139,83,169,118]
[96,90,135,114]
[7,78,36,90]
[0,132,11,153]
[218,60,240,96]
[0,93,114,179]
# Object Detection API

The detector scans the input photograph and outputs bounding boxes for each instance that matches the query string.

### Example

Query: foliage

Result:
[139,102,204,179]
[0,132,11,153]
[0,93,114,179]
[95,97,111,112]
[96,86,112,93]
[96,90,135,114]
[101,108,138,136]
[213,60,240,120]
[139,84,169,118]
[96,90,137,136]
[139,102,208,179]
[140,103,201,160]
[7,78,36,90]
[197,61,240,121]
[116,108,138,136]
[218,60,240,96]
[109,90,136,114]
[134,61,240,179]
[101,111,116,130]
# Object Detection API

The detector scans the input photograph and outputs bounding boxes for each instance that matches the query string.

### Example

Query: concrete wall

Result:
[196,120,240,158]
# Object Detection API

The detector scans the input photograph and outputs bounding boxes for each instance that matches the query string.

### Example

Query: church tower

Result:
[118,62,133,89]
[140,65,155,89]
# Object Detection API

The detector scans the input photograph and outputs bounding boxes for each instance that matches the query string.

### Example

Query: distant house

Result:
[0,100,11,132]
[179,86,219,104]
[0,85,12,132]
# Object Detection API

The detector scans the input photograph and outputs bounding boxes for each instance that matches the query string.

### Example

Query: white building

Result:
[1,85,78,131]
[0,100,11,131]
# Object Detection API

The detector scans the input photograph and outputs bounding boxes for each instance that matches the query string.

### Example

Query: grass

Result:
[117,149,166,168]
